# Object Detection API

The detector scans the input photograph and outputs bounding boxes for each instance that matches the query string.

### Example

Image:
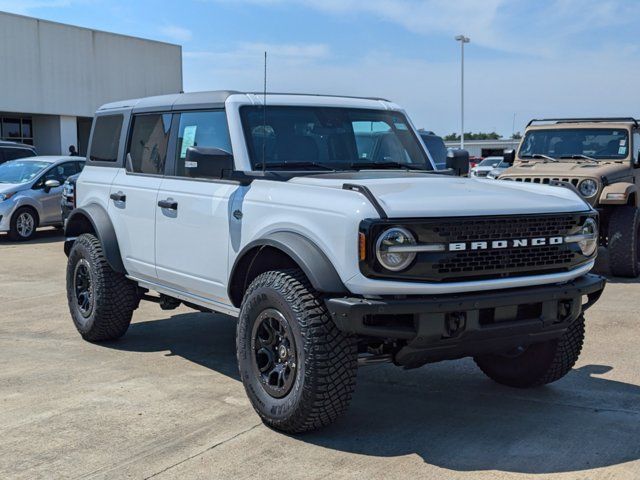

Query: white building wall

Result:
[0,11,182,118]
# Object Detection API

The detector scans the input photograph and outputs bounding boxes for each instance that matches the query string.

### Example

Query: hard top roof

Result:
[527,118,638,128]
[97,90,393,113]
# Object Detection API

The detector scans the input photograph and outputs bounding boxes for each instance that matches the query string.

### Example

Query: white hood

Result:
[289,172,589,218]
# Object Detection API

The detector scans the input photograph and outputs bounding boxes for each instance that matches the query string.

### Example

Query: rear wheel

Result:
[474,314,585,388]
[9,207,38,241]
[608,205,640,277]
[66,233,139,341]
[236,269,358,433]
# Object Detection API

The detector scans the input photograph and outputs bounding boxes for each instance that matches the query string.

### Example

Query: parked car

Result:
[500,117,640,277]
[64,91,603,433]
[470,156,503,177]
[486,161,510,179]
[0,156,85,240]
[61,172,81,225]
[0,140,36,165]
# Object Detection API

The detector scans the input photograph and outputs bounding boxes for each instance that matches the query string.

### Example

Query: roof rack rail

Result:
[527,117,639,128]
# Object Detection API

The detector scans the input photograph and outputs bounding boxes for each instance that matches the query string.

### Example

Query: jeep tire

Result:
[66,233,139,341]
[608,205,640,278]
[474,314,585,388]
[237,269,358,433]
[9,206,38,241]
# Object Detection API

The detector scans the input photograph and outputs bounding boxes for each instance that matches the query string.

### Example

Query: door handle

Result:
[110,192,126,202]
[158,199,178,210]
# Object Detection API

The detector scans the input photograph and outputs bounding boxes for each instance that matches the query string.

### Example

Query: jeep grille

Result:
[502,176,581,186]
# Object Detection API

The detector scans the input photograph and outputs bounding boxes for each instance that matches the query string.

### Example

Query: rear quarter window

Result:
[88,115,124,164]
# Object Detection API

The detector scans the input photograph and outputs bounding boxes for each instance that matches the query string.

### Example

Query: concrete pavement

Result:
[1,230,639,479]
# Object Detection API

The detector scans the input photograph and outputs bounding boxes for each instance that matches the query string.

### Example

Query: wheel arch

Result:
[599,182,639,206]
[64,204,126,274]
[228,231,348,308]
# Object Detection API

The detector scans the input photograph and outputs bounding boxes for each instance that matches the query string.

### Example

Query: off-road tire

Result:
[608,205,640,278]
[66,233,139,341]
[8,206,38,241]
[474,314,585,388]
[237,269,358,433]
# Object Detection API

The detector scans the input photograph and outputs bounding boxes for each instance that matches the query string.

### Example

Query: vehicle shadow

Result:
[0,228,64,245]
[104,311,640,475]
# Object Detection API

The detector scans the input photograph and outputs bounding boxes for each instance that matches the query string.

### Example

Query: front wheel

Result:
[474,314,585,388]
[236,269,358,433]
[9,207,38,241]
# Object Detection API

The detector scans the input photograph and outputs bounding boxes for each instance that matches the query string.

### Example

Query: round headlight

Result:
[376,227,417,271]
[578,179,598,198]
[577,217,598,256]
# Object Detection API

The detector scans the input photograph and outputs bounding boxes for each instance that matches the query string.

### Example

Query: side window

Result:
[175,111,231,178]
[75,161,85,172]
[634,131,640,162]
[127,113,172,175]
[89,115,123,162]
[43,162,78,183]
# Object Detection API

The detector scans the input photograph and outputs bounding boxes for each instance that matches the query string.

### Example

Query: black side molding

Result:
[343,183,388,219]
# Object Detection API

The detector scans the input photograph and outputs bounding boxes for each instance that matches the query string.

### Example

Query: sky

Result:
[1,0,638,137]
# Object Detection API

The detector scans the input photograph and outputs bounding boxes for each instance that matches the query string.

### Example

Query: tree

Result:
[511,132,522,140]
[443,132,502,141]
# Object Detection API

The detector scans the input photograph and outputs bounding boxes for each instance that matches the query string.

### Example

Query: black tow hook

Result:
[444,312,467,338]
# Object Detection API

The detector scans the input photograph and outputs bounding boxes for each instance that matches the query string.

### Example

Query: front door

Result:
[155,110,235,304]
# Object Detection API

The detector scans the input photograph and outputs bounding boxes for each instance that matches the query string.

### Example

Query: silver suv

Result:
[0,156,85,240]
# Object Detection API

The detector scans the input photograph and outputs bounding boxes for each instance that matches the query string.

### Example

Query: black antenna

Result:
[262,51,267,173]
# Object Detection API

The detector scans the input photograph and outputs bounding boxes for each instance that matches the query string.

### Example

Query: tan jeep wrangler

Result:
[500,117,640,277]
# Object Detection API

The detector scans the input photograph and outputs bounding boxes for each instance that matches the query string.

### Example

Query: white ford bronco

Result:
[65,91,605,433]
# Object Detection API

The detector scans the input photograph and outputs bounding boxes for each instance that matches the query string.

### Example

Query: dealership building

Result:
[0,11,183,155]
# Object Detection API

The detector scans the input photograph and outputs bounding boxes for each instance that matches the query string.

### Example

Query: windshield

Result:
[0,160,48,184]
[519,128,629,160]
[479,158,502,167]
[419,133,447,169]
[240,106,433,171]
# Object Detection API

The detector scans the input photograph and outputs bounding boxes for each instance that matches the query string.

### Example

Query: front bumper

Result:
[0,199,17,232]
[326,274,605,367]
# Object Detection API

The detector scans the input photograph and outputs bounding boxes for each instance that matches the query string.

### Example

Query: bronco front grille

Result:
[360,213,595,283]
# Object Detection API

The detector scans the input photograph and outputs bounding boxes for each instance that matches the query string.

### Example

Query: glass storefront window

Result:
[1,116,34,145]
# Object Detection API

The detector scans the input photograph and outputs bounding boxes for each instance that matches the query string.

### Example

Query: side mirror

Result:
[446,149,470,176]
[503,149,516,165]
[44,179,61,192]
[184,147,234,179]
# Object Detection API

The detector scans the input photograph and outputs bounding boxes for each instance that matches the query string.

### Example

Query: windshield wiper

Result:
[349,161,426,171]
[522,154,559,163]
[559,154,598,163]
[253,161,334,171]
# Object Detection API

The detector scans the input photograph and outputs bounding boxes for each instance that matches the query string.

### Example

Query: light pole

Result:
[455,34,470,149]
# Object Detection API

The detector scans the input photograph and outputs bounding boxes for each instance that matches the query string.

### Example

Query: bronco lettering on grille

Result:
[448,237,564,251]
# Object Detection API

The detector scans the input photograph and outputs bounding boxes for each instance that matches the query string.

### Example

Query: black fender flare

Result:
[64,204,126,274]
[228,231,347,306]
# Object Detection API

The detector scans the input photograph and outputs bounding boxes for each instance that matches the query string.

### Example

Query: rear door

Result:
[108,113,172,281]
[155,110,235,303]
